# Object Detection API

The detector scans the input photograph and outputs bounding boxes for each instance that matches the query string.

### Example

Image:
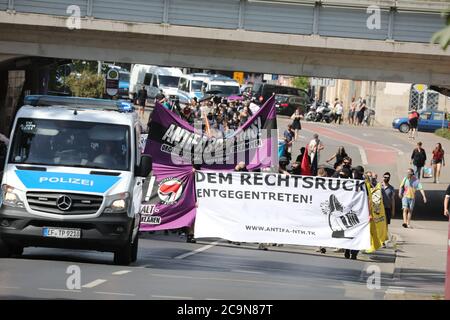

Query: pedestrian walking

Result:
[326,146,348,169]
[399,168,427,228]
[410,141,427,179]
[290,107,303,140]
[137,85,147,120]
[381,172,395,239]
[348,97,356,125]
[431,143,445,183]
[357,99,367,125]
[408,109,420,139]
[334,100,343,125]
[308,133,324,176]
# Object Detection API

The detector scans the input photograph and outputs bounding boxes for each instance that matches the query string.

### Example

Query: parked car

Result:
[252,83,310,103]
[275,94,309,116]
[392,110,449,133]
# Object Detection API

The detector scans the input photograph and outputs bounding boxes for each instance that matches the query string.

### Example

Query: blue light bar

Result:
[24,95,134,113]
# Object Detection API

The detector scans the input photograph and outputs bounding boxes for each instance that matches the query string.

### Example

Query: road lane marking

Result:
[0,286,20,289]
[174,241,220,260]
[112,270,132,275]
[82,279,107,288]
[149,273,306,288]
[358,147,369,165]
[95,291,136,297]
[152,295,193,299]
[232,269,264,275]
[39,288,82,293]
[385,286,405,294]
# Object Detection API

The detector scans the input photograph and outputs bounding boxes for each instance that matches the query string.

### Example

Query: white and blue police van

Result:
[0,95,152,265]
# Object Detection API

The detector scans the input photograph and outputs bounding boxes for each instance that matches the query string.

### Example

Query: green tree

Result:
[432,11,450,50]
[65,71,105,98]
[292,76,310,90]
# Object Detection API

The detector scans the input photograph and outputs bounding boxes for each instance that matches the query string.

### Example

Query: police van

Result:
[0,95,152,265]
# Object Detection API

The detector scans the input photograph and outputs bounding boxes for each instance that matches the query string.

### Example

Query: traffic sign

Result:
[233,72,244,85]
[106,68,119,97]
[311,78,335,87]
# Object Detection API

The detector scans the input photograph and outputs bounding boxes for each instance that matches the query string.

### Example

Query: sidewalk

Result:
[389,130,449,299]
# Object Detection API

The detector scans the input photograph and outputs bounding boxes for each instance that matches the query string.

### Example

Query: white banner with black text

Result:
[194,171,371,250]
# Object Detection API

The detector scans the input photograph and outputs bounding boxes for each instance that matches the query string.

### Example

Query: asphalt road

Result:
[0,233,396,300]
[0,118,442,300]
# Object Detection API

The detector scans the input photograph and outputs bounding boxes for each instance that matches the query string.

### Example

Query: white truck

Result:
[129,64,183,102]
[0,95,152,265]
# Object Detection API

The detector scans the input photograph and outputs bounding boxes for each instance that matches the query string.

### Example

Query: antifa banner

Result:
[194,171,371,250]
[139,96,277,231]
[139,163,196,231]
[143,96,277,170]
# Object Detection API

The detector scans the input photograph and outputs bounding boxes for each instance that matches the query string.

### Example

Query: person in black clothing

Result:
[137,86,147,120]
[326,146,348,169]
[410,141,427,179]
[343,165,365,260]
[296,147,306,163]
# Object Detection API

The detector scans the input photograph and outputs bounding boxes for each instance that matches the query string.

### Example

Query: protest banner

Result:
[194,171,371,250]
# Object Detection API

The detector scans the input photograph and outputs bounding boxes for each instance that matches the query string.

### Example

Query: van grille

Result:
[26,192,103,215]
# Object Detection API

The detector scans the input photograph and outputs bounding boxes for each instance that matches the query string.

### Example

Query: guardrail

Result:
[1,0,448,43]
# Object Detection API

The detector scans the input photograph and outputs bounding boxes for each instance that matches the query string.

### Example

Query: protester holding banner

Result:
[326,146,348,169]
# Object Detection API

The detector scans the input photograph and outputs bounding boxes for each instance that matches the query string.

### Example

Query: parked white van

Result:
[202,75,240,97]
[129,64,183,101]
[177,73,210,101]
[0,95,152,265]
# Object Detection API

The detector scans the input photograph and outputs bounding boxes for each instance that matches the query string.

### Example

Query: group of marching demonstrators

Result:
[143,93,404,260]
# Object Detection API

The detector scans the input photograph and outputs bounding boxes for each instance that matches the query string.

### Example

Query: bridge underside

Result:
[0,15,449,86]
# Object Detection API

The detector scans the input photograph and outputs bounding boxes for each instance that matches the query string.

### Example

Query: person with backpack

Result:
[410,142,427,179]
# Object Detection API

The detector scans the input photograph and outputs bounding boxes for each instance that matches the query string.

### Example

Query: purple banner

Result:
[139,163,196,231]
[140,96,277,231]
[144,96,277,170]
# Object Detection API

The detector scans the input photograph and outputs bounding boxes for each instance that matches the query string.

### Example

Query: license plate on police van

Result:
[43,227,81,239]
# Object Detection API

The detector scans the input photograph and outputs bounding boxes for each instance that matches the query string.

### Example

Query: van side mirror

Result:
[138,155,152,177]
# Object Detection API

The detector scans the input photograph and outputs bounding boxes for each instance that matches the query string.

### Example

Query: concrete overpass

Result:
[0,0,449,85]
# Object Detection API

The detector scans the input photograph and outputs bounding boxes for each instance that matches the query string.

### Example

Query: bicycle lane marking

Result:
[301,123,399,166]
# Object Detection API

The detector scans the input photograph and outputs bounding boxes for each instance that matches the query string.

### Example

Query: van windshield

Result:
[159,76,180,88]
[9,118,130,171]
[191,80,203,92]
[210,85,240,95]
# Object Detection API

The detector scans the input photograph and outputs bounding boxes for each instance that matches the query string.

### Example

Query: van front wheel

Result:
[114,241,132,266]
[0,239,11,258]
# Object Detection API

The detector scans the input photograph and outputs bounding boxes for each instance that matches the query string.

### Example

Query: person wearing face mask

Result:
[399,168,427,228]
[381,172,395,243]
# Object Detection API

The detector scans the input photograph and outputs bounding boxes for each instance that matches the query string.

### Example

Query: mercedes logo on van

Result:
[57,195,72,211]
